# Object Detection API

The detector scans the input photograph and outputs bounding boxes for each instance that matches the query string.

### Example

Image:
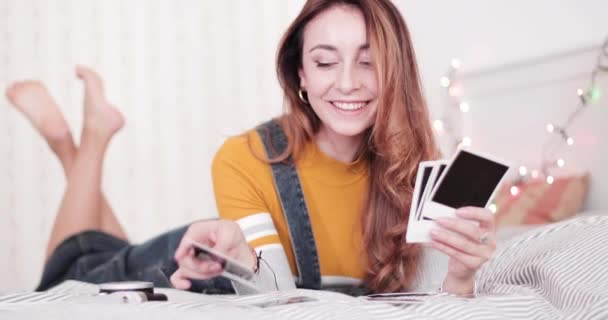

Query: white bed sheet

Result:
[3,214,608,319]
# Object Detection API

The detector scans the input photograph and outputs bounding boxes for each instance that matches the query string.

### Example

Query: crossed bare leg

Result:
[5,66,128,259]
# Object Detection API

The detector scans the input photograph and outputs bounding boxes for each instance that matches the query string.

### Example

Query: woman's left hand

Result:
[430,206,496,295]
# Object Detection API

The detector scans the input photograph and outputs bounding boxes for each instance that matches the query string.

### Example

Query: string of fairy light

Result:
[434,36,607,208]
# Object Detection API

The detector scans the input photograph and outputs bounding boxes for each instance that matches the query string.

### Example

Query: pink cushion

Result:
[494,173,590,227]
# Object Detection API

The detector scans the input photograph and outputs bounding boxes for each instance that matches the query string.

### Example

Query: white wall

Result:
[398,0,607,209]
[0,0,606,289]
[457,47,607,210]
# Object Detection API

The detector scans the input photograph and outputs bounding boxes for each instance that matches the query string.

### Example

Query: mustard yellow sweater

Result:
[212,130,369,288]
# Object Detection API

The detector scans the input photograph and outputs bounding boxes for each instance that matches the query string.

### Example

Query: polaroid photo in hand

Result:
[406,161,440,243]
[406,149,511,243]
[420,149,510,221]
[412,161,435,218]
[188,239,257,290]
[416,160,448,221]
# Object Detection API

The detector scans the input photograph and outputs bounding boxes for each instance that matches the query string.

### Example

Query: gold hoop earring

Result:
[298,89,309,104]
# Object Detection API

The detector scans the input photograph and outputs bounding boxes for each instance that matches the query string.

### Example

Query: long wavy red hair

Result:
[271,0,439,293]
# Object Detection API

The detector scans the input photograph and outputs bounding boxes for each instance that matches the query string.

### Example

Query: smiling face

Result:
[298,4,379,139]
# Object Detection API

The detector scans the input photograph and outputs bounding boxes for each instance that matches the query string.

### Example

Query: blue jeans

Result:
[38,121,363,295]
[37,225,234,293]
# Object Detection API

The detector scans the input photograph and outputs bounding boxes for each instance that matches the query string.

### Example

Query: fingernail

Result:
[430,229,439,237]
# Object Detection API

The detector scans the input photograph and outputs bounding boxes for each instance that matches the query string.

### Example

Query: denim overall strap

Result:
[255,120,322,289]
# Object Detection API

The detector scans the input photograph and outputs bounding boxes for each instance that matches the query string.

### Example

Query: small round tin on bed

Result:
[99,281,167,302]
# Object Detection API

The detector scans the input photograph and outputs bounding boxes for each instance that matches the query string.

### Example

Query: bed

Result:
[2,213,607,320]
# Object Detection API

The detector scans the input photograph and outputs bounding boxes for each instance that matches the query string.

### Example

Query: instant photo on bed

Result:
[420,149,510,221]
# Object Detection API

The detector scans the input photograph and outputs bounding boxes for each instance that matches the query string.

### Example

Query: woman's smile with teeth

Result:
[331,101,368,111]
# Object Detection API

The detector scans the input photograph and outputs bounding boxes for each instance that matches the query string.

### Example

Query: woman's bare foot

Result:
[75,66,124,141]
[5,81,72,143]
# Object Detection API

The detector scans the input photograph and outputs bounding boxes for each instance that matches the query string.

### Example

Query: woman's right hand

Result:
[170,219,255,290]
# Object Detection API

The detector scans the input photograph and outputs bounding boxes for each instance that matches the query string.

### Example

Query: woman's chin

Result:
[324,121,371,138]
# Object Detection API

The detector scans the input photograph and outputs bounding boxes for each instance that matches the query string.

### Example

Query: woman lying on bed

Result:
[6,0,496,296]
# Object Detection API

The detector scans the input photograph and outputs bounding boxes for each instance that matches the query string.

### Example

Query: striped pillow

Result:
[494,173,590,227]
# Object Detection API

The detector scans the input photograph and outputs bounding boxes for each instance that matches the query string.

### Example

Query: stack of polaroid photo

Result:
[406,148,511,243]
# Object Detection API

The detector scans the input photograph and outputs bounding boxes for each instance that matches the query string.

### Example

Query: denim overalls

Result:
[37,121,326,293]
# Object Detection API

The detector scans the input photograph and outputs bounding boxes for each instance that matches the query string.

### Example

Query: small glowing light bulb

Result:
[519,166,528,176]
[433,120,444,132]
[448,85,462,97]
[459,102,470,113]
[546,124,555,133]
[531,170,539,179]
[440,76,451,88]
[546,176,555,184]
[557,158,566,167]
[577,88,584,96]
[461,136,472,147]
[566,137,574,146]
[590,87,601,102]
[510,186,520,196]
